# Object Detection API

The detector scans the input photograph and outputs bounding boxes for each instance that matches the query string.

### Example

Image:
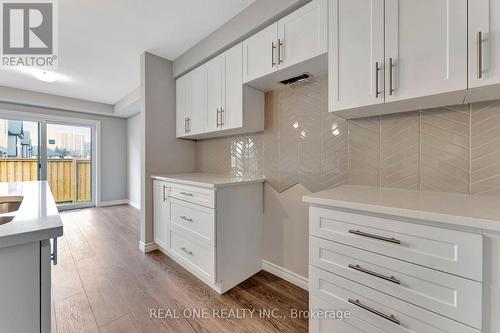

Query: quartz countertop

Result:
[303,185,500,232]
[0,181,63,249]
[151,173,265,189]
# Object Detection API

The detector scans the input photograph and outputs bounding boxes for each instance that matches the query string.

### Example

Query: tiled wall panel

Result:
[195,76,500,197]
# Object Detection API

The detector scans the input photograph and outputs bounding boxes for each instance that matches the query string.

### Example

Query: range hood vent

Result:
[279,73,312,87]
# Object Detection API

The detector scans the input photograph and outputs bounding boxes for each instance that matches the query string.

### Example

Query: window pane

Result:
[0,119,39,182]
[47,124,92,205]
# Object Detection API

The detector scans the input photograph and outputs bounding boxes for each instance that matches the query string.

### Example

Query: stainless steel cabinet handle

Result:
[348,229,401,244]
[278,39,283,64]
[348,299,400,325]
[220,107,224,127]
[389,58,394,95]
[348,264,401,284]
[180,215,193,223]
[375,62,381,98]
[180,247,193,256]
[51,237,58,265]
[187,117,191,133]
[477,31,483,79]
[179,191,193,196]
[216,107,220,127]
[271,42,276,67]
[184,117,187,133]
[162,185,167,202]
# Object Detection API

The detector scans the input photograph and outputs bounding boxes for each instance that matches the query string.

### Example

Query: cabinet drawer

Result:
[310,207,483,281]
[310,236,482,329]
[168,183,215,208]
[169,229,214,281]
[170,198,215,246]
[310,296,387,333]
[309,266,479,333]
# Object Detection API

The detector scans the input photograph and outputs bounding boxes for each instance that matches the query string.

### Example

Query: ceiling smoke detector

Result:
[279,73,312,87]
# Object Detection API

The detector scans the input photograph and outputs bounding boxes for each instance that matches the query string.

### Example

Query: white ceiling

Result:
[0,0,255,105]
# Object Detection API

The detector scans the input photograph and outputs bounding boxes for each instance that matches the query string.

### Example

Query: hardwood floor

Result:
[52,205,308,333]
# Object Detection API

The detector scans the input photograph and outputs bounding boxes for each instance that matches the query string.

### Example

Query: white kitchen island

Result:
[0,181,63,333]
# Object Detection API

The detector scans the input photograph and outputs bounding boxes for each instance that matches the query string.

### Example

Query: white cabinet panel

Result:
[278,0,327,70]
[176,73,191,137]
[190,66,207,135]
[153,180,169,250]
[329,0,385,111]
[206,55,223,132]
[466,0,500,104]
[223,44,243,130]
[384,0,467,102]
[243,23,278,83]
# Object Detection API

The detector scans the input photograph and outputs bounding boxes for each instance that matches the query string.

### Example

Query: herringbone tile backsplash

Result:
[195,76,500,197]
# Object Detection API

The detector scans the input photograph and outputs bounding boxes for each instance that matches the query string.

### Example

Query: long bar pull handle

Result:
[51,237,58,265]
[348,299,400,325]
[216,107,220,127]
[220,107,224,127]
[271,42,276,67]
[389,58,394,95]
[180,247,193,256]
[478,31,483,79]
[180,215,194,223]
[278,39,283,64]
[184,117,187,133]
[348,229,401,244]
[162,185,167,202]
[375,62,381,98]
[179,191,193,197]
[348,264,401,284]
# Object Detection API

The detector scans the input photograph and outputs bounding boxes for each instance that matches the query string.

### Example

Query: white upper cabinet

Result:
[384,0,467,103]
[466,0,500,102]
[243,0,327,85]
[278,0,327,70]
[205,55,223,132]
[329,0,385,112]
[243,24,278,83]
[223,44,244,130]
[176,43,264,139]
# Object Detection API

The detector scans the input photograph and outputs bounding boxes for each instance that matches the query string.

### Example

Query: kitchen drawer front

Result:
[309,266,480,333]
[168,183,215,208]
[310,296,388,333]
[169,229,215,281]
[170,198,215,246]
[310,236,482,329]
[310,207,483,281]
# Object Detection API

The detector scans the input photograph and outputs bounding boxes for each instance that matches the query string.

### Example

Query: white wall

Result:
[127,113,141,209]
[140,52,196,248]
[0,102,128,203]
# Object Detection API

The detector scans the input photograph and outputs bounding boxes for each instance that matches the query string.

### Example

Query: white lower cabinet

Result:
[307,206,483,333]
[153,179,263,293]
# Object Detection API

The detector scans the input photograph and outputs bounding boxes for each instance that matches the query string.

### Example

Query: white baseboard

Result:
[262,260,308,290]
[99,199,129,207]
[129,200,141,210]
[139,241,158,253]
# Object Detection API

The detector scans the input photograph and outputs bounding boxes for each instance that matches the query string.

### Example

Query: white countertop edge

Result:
[0,224,63,250]
[151,174,265,189]
[303,196,500,233]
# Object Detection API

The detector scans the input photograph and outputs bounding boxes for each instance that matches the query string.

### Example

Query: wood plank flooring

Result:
[52,205,308,333]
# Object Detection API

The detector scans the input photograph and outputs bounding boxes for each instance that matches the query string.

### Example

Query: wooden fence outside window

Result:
[0,158,91,203]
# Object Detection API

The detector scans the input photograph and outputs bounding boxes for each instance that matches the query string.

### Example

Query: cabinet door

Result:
[469,0,500,88]
[278,0,327,70]
[176,73,191,137]
[222,43,243,130]
[329,0,385,112]
[385,0,467,102]
[242,23,278,83]
[153,181,169,249]
[190,66,207,134]
[206,56,223,132]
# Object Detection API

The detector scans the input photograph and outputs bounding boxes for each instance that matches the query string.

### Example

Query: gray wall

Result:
[0,102,128,203]
[173,0,309,77]
[140,52,196,247]
[127,113,141,208]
